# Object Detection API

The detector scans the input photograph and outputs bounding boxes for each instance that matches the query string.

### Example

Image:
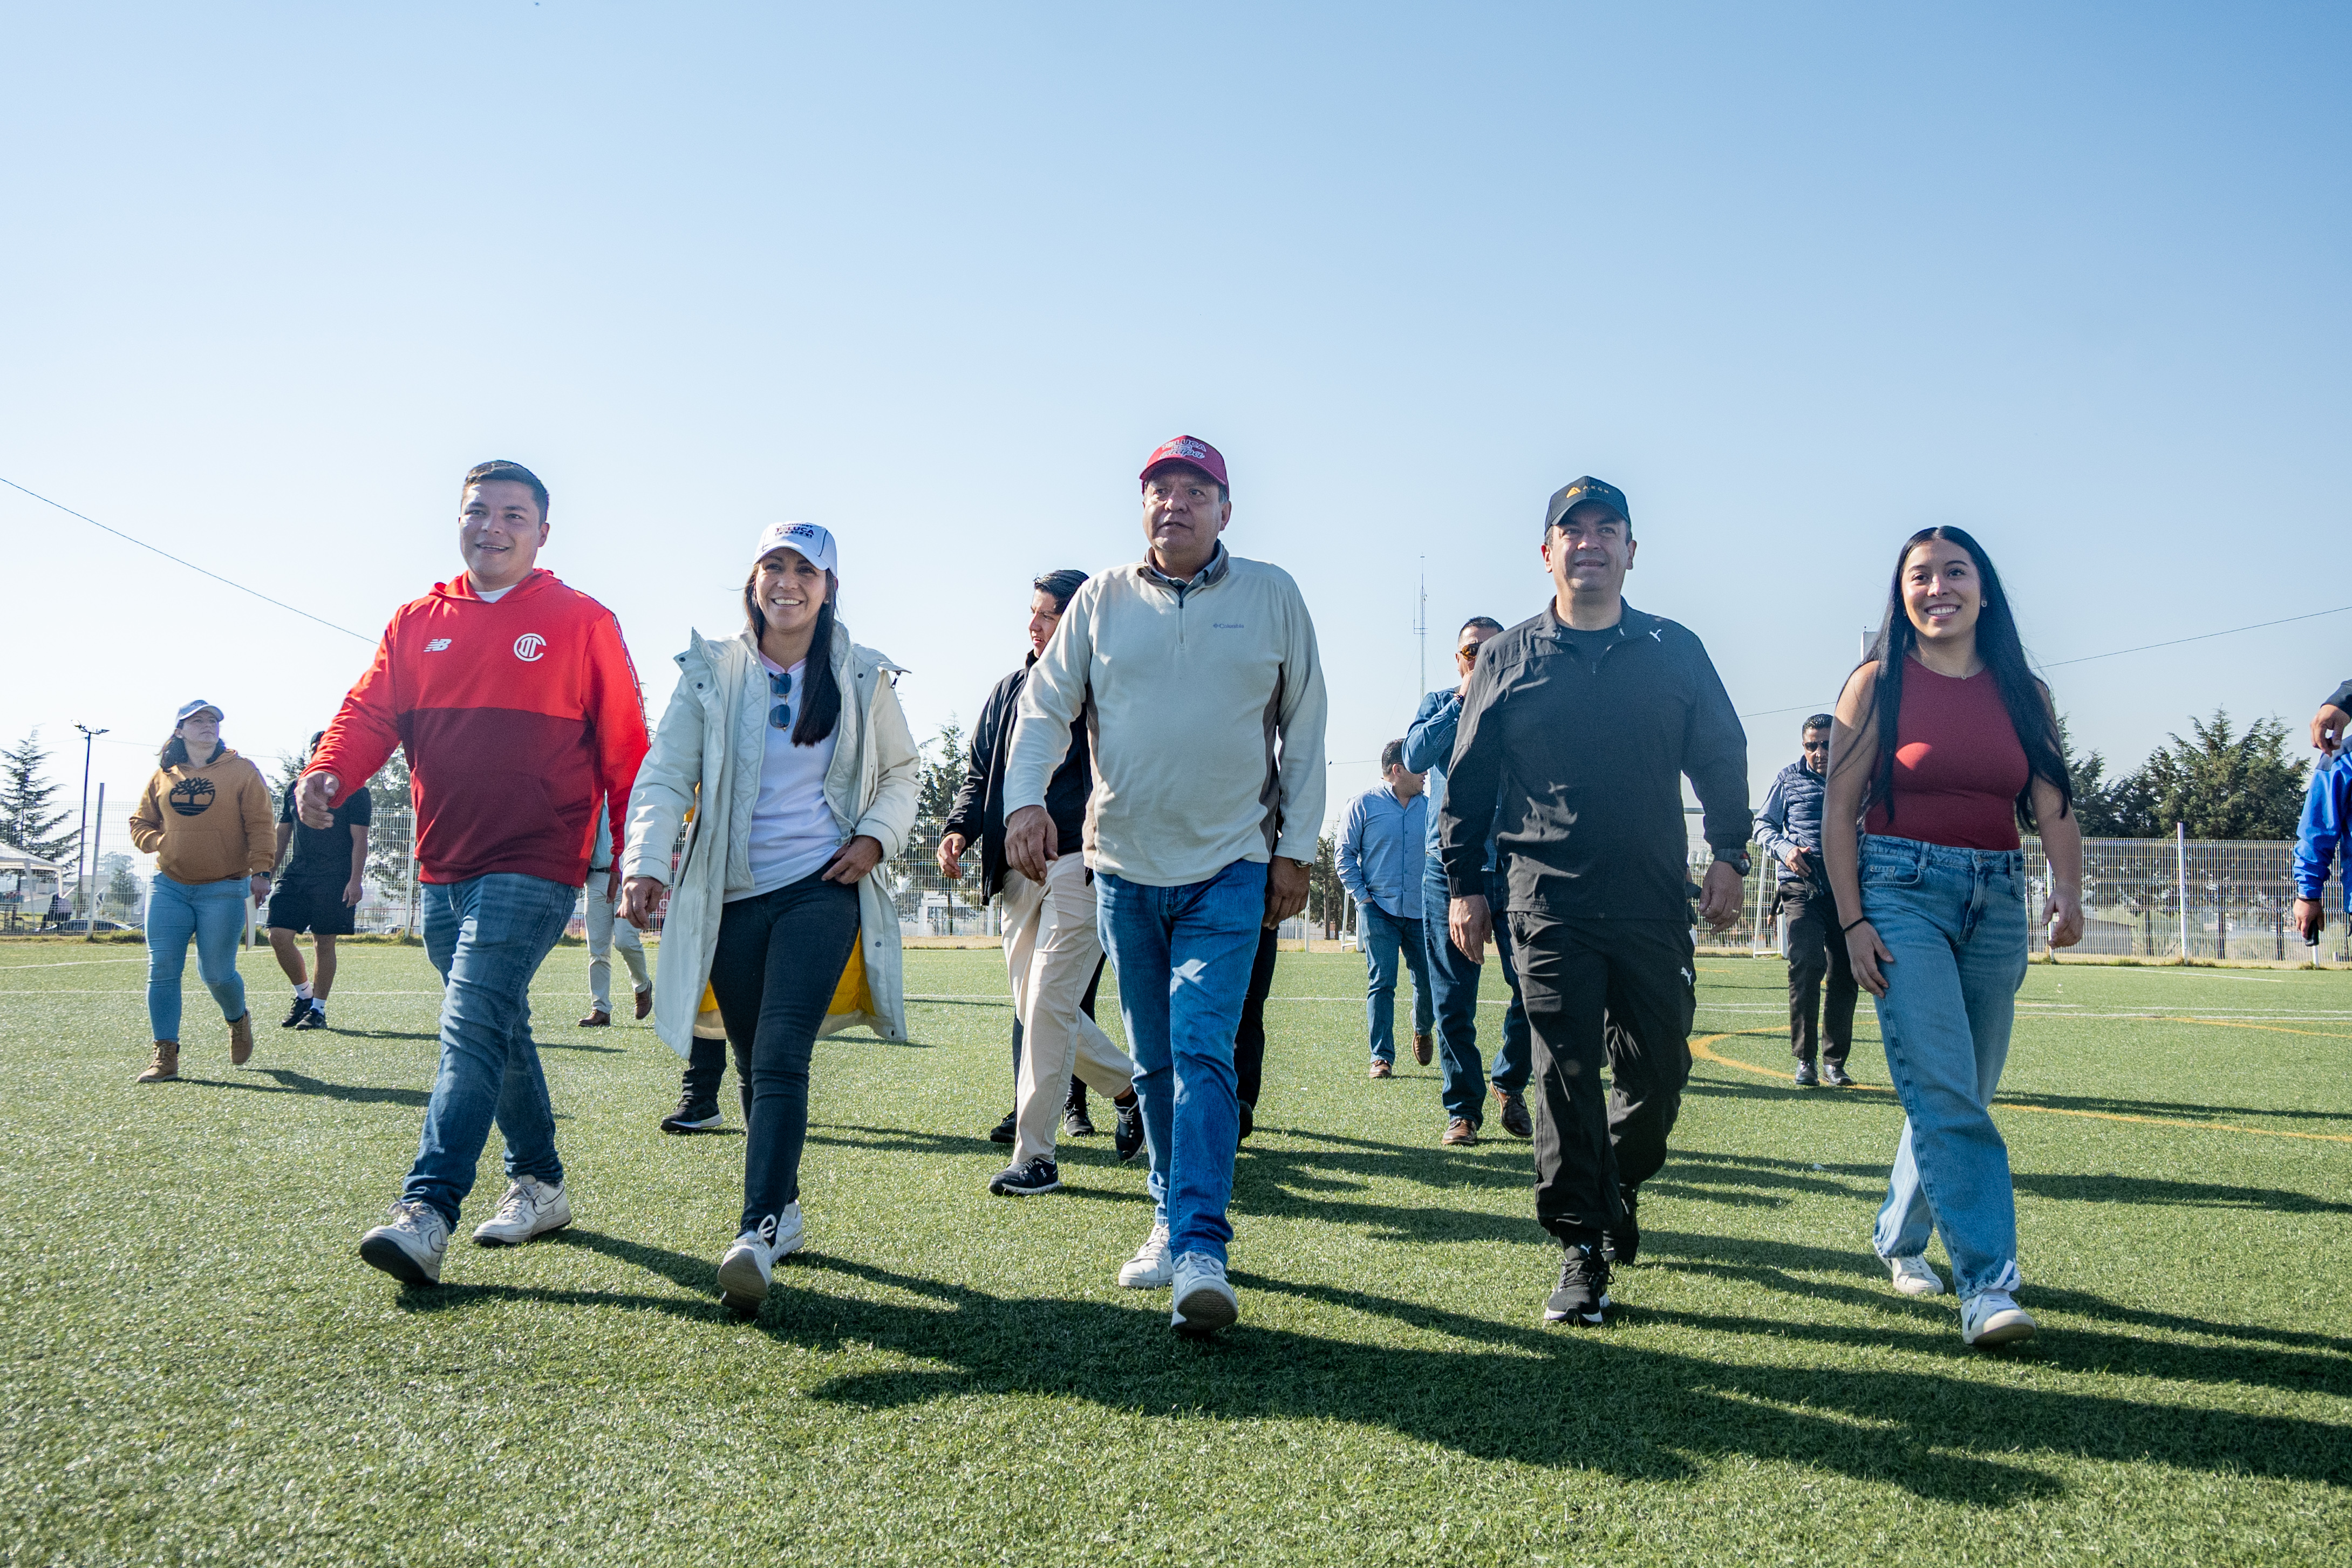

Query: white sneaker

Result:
[1170,1251,1238,1335]
[1887,1255,1946,1297]
[1116,1223,1174,1289]
[1961,1290,2037,1347]
[359,1198,449,1285]
[717,1204,803,1314]
[471,1175,572,1246]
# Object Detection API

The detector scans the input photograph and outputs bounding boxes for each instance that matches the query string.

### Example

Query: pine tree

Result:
[2135,709,2307,840]
[0,731,78,861]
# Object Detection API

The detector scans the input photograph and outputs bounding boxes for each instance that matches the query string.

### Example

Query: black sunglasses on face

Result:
[769,670,794,732]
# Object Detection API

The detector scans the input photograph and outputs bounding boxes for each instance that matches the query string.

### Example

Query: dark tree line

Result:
[2062,708,2308,840]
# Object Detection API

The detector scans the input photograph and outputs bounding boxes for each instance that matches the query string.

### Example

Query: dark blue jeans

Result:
[707,872,862,1238]
[1423,863,1531,1123]
[1360,902,1433,1065]
[402,872,577,1225]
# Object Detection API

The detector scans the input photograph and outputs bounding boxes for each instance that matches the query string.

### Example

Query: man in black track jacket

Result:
[1441,475,1753,1327]
[940,570,1143,1190]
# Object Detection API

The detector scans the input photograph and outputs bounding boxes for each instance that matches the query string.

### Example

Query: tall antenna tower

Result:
[1414,557,1428,697]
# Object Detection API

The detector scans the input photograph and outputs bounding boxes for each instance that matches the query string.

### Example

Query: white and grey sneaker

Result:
[717,1204,804,1314]
[1887,1254,1946,1298]
[1960,1289,2037,1347]
[1116,1223,1175,1289]
[1170,1251,1238,1335]
[471,1175,573,1246]
[359,1198,449,1285]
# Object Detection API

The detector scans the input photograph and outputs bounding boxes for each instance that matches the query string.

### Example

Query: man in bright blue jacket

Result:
[2292,752,2352,946]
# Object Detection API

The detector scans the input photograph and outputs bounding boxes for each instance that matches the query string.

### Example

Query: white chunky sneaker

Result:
[1887,1255,1946,1297]
[359,1198,449,1285]
[717,1204,803,1314]
[1116,1223,1174,1289]
[1961,1290,2037,1347]
[471,1175,573,1246]
[1170,1251,1239,1336]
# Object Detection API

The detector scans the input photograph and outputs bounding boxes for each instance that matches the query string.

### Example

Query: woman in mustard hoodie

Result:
[127,700,277,1082]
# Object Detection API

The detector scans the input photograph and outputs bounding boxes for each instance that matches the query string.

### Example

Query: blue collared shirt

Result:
[1404,688,1499,874]
[1337,782,1427,920]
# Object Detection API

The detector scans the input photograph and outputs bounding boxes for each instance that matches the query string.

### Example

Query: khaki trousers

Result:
[1004,854,1135,1164]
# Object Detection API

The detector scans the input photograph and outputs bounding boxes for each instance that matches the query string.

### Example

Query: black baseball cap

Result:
[1544,476,1631,535]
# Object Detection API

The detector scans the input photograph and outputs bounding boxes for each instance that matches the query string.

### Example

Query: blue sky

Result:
[5,3,2346,861]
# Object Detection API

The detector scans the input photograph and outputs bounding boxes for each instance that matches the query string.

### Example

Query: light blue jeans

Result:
[145,874,250,1041]
[1096,858,1266,1264]
[1862,835,2029,1299]
[402,872,577,1225]
[1359,902,1433,1065]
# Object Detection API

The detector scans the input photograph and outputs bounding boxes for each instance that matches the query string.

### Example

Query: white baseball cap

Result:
[752,521,838,575]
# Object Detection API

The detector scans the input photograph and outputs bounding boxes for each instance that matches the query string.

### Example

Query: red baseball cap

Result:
[1139,435,1229,492]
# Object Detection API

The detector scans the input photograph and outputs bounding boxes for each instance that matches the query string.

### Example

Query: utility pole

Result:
[72,723,106,932]
[1414,557,1428,698]
[85,786,105,942]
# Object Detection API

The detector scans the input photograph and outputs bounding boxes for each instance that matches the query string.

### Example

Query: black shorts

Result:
[267,881,356,937]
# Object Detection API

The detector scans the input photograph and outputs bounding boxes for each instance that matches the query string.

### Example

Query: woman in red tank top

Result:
[1821,527,2084,1349]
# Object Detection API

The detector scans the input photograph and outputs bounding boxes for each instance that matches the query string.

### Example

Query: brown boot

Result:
[138,1041,180,1083]
[228,1012,254,1066]
[1414,1031,1434,1066]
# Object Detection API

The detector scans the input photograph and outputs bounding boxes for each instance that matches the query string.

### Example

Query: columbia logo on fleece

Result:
[1212,623,1244,630]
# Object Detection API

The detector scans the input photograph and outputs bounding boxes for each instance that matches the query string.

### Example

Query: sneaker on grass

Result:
[359,1199,448,1285]
[1114,1095,1146,1163]
[1545,1243,1612,1326]
[294,1002,327,1031]
[1961,1289,2036,1347]
[717,1203,807,1314]
[987,1109,1017,1144]
[1062,1086,1096,1138]
[1887,1255,1945,1297]
[987,1157,1061,1196]
[659,1094,725,1135]
[1171,1252,1238,1336]
[1117,1223,1174,1289]
[471,1175,572,1246]
[279,994,311,1028]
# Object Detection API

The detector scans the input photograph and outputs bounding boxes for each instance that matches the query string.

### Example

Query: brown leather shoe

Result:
[1414,1031,1433,1066]
[228,1012,254,1066]
[1367,1059,1392,1080]
[633,988,652,1021]
[579,1010,611,1027]
[137,1041,180,1083]
[1443,1117,1478,1146]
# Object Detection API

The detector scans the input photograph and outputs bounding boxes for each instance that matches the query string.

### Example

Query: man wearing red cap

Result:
[1003,435,1327,1336]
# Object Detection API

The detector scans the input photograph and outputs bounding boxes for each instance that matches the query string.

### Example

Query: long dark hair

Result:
[157,732,224,768]
[744,568,843,746]
[1857,526,2070,831]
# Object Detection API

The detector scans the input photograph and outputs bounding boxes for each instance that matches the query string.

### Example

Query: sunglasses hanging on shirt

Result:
[769,670,794,732]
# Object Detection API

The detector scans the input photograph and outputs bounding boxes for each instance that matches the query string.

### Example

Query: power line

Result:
[0,474,373,644]
[1736,603,2352,721]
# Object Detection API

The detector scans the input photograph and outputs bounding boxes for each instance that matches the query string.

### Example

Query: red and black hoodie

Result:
[305,569,650,888]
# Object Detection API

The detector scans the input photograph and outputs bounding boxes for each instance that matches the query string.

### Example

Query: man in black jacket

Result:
[942,570,1143,1193]
[1441,476,1751,1327]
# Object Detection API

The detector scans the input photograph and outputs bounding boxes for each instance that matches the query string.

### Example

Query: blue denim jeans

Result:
[401,872,577,1225]
[1861,835,2029,1299]
[1360,902,1433,1065]
[1096,858,1266,1264]
[1422,862,1531,1122]
[145,874,249,1041]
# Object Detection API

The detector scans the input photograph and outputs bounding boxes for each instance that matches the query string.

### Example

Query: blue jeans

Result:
[401,873,577,1225]
[145,874,249,1040]
[1360,902,1434,1064]
[1096,858,1265,1264]
[1422,863,1531,1122]
[1861,835,2029,1299]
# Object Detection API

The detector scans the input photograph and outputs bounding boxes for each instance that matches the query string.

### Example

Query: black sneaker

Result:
[988,1110,1017,1144]
[660,1096,724,1135]
[987,1156,1061,1196]
[1604,1185,1639,1266]
[1062,1088,1097,1138]
[1545,1243,1613,1326]
[279,995,311,1028]
[1237,1099,1255,1143]
[1794,1060,1819,1087]
[293,1002,327,1031]
[1114,1095,1145,1163]
[1822,1062,1855,1088]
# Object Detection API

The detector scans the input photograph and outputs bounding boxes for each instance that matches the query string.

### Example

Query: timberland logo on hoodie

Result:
[168,776,216,817]
[513,633,547,663]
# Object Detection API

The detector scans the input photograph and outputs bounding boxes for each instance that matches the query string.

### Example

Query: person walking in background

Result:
[1442,476,1751,1327]
[304,460,650,1286]
[1004,435,1326,1336]
[266,730,370,1032]
[940,569,1144,1196]
[128,700,276,1082]
[1404,615,1533,1144]
[1822,526,2082,1348]
[1756,714,1858,1088]
[619,521,919,1316]
[1337,742,1435,1086]
[580,799,652,1028]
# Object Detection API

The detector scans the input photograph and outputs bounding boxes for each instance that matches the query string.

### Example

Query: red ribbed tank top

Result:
[1862,661,2029,851]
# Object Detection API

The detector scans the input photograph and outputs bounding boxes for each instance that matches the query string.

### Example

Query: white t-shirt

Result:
[475,583,515,603]
[737,652,842,899]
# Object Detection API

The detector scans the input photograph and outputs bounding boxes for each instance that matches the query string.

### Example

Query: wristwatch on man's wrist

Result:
[1712,849,1753,878]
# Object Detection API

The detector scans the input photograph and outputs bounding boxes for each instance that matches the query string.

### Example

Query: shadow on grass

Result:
[537,1039,626,1054]
[182,1067,430,1108]
[1658,1148,2352,1221]
[329,1028,440,1043]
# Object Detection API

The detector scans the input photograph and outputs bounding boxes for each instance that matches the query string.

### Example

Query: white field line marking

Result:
[0,958,150,970]
[0,988,446,996]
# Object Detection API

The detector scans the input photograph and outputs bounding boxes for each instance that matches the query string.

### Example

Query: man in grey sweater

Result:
[1003,434,1327,1336]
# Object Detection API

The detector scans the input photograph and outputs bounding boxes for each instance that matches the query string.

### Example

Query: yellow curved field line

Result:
[1687,1032,2352,1146]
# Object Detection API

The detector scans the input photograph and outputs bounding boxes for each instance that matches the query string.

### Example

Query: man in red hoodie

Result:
[299,460,649,1286]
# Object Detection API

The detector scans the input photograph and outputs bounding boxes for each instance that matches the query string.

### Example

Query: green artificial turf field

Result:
[3,940,2347,1565]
